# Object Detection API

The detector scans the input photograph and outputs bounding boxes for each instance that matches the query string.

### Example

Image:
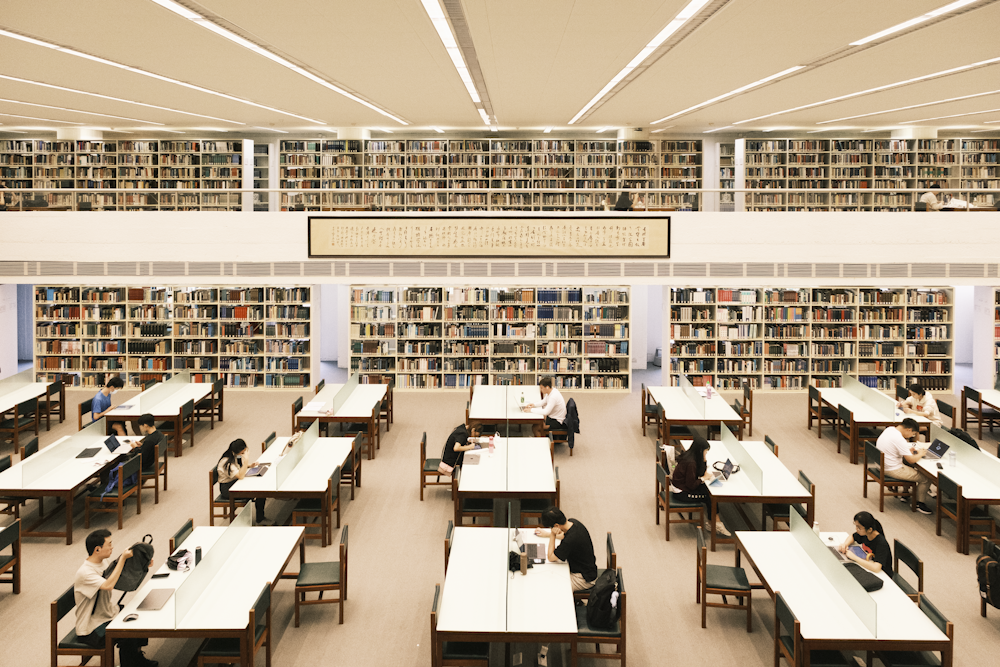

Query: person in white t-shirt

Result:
[897,383,942,427]
[919,184,946,211]
[524,376,567,437]
[875,418,932,514]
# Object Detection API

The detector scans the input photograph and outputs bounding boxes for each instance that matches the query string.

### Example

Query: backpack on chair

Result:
[585,568,621,629]
[977,540,1000,611]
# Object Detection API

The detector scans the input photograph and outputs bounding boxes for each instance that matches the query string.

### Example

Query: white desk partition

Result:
[175,508,252,625]
[21,418,113,486]
[843,375,895,420]
[331,373,361,415]
[790,512,877,635]
[679,375,705,418]
[720,426,762,493]
[919,425,1000,497]
[275,421,319,489]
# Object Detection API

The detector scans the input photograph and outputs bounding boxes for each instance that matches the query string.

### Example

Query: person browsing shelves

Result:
[876,418,932,515]
[438,422,481,474]
[896,383,942,426]
[534,506,598,592]
[524,376,566,437]
[839,511,892,574]
[216,439,267,524]
[671,435,730,537]
[93,376,127,436]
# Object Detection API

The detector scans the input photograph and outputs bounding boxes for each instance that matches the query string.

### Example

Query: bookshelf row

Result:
[668,286,954,392]
[349,285,631,390]
[33,285,313,389]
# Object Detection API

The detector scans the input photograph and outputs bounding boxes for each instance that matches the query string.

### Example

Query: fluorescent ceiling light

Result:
[850,0,980,46]
[158,129,185,133]
[818,89,1000,124]
[901,107,1000,124]
[477,109,491,126]
[652,66,805,124]
[986,119,1000,123]
[650,126,676,133]
[0,27,322,123]
[569,0,713,124]
[374,127,394,133]
[0,97,162,125]
[433,127,444,134]
[703,125,733,133]
[595,127,611,133]
[806,127,852,133]
[490,126,498,132]
[421,0,494,126]
[0,112,83,125]
[543,127,552,133]
[735,56,1000,125]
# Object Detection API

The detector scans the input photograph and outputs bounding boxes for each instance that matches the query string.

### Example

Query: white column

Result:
[661,285,671,385]
[972,286,994,392]
[0,285,18,380]
[268,140,280,212]
[734,138,746,212]
[241,139,254,213]
[701,140,719,212]
[337,284,350,369]
[631,285,647,370]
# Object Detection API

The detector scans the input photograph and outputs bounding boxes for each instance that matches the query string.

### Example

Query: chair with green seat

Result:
[261,430,276,454]
[641,383,659,436]
[763,470,815,531]
[315,379,325,394]
[453,467,493,527]
[875,595,953,667]
[51,585,106,667]
[340,433,362,501]
[430,583,489,667]
[696,526,751,630]
[962,386,1000,440]
[40,376,65,431]
[774,591,853,666]
[657,403,692,450]
[937,472,994,553]
[838,404,877,462]
[893,539,924,603]
[19,436,39,461]
[520,467,559,526]
[0,519,21,595]
[193,378,223,430]
[896,384,909,402]
[0,398,39,451]
[198,582,271,666]
[0,455,22,521]
[656,461,704,541]
[292,396,315,433]
[864,441,917,513]
[142,379,158,391]
[138,440,168,505]
[292,466,341,547]
[294,525,348,626]
[85,453,141,530]
[444,520,454,574]
[169,518,194,552]
[808,385,838,438]
[574,532,615,602]
[209,466,247,526]
[158,399,195,453]
[421,431,452,501]
[937,401,955,428]
[764,435,778,457]
[572,568,626,666]
[341,405,377,460]
[77,397,94,431]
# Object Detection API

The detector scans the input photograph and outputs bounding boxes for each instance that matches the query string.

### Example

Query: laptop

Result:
[828,545,867,563]
[136,588,175,611]
[711,458,734,482]
[514,530,545,560]
[923,438,950,460]
[76,448,101,459]
[246,463,270,477]
[104,435,122,452]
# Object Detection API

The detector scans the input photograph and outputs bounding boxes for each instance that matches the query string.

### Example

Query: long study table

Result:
[296,381,387,458]
[647,384,743,440]
[468,386,544,432]
[107,372,214,457]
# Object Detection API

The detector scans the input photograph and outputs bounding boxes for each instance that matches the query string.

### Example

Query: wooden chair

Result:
[453,467,493,526]
[0,519,21,595]
[696,527,751,631]
[444,520,454,574]
[656,462,704,541]
[983,538,1000,618]
[574,531,615,602]
[169,518,194,552]
[863,442,916,513]
[158,398,195,453]
[193,378,223,430]
[431,583,489,667]
[962,386,1000,440]
[875,595,953,667]
[0,398,39,449]
[892,539,924,603]
[421,431,452,501]
[294,525,348,626]
[938,401,956,429]
[937,472,994,554]
[763,470,815,531]
[807,385,838,438]
[198,582,270,666]
[138,442,168,504]
[572,568,625,667]
[40,376,65,431]
[262,430,276,454]
[77,397,94,430]
[292,466,341,547]
[369,374,393,433]
[641,383,659,436]
[142,379,158,391]
[837,404,878,463]
[764,435,778,457]
[19,436,39,461]
[315,379,325,394]
[656,403,691,450]
[292,396,315,433]
[895,384,909,401]
[547,420,572,456]
[521,467,560,526]
[85,453,142,529]
[340,433,362,501]
[742,383,754,437]
[51,585,107,667]
[0,455,22,520]
[341,406,377,460]
[774,592,852,666]
[209,466,247,526]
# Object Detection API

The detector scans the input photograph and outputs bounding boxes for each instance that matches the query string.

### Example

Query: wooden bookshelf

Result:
[33,285,313,389]
[349,284,630,391]
[669,286,953,392]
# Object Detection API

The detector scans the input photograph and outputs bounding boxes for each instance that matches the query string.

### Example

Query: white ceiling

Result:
[1,0,998,138]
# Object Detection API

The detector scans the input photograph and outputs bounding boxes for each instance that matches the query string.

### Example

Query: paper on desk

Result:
[304,401,326,412]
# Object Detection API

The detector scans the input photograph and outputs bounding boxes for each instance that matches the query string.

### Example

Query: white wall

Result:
[320,284,338,362]
[630,285,647,370]
[954,285,974,364]
[647,285,663,363]
[0,285,18,379]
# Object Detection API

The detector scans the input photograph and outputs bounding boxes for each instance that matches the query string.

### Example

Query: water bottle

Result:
[813,521,820,536]
[488,435,495,456]
[949,450,957,468]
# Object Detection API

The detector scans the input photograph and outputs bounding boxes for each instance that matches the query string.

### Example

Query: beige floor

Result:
[1,386,998,666]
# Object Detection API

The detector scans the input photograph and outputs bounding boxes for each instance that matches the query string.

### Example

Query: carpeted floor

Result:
[1,385,998,666]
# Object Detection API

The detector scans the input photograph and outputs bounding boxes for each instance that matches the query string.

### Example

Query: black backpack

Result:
[977,541,1000,610]
[103,534,154,603]
[949,427,980,450]
[585,568,621,629]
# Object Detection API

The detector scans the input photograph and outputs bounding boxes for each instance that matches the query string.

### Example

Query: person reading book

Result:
[838,511,891,573]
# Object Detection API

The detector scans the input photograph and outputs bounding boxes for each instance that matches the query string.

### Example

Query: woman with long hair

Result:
[839,511,891,573]
[216,438,267,524]
[670,434,729,537]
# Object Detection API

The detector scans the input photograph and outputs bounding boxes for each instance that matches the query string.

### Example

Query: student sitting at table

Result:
[75,529,157,667]
[896,383,942,426]
[876,418,932,515]
[524,376,567,437]
[133,414,165,468]
[92,376,127,436]
[216,439,267,524]
[535,507,598,592]
[839,511,892,574]
[671,435,730,537]
[438,423,481,474]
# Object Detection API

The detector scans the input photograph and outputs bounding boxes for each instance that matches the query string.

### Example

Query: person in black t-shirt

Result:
[438,423,481,474]
[839,511,892,574]
[134,413,166,470]
[535,507,598,591]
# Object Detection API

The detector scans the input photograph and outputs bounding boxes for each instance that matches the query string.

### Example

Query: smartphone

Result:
[936,462,944,470]
[151,573,169,579]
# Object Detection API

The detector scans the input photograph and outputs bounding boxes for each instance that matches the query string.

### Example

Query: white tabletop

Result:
[229,437,352,493]
[819,388,929,426]
[506,530,577,634]
[458,437,554,494]
[296,384,343,418]
[0,382,51,414]
[437,527,509,633]
[675,439,807,499]
[739,531,948,642]
[917,453,1000,501]
[108,526,303,631]
[298,384,386,419]
[469,386,544,422]
[647,386,740,422]
[110,383,212,418]
[0,434,139,492]
[976,388,1000,409]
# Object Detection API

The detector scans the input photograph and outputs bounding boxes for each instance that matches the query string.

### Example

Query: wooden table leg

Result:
[65,490,74,545]
[229,497,237,525]
[175,414,183,456]
[710,497,718,552]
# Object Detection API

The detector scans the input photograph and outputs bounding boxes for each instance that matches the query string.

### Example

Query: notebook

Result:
[923,438,950,460]
[136,588,175,610]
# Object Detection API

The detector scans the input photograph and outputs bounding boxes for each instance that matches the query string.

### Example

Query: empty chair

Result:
[763,470,814,531]
[657,403,691,449]
[807,385,838,438]
[193,378,224,429]
[892,539,924,603]
[169,518,194,552]
[453,467,493,527]
[0,398,39,449]
[0,519,21,595]
[962,386,1000,440]
[521,467,560,526]
[864,441,917,513]
[430,584,489,667]
[341,405,378,460]
[295,525,349,626]
[292,466,341,547]
[420,431,451,501]
[85,453,142,529]
[444,520,454,574]
[340,433,363,500]
[641,383,659,436]
[937,472,994,554]
[875,595,953,667]
[292,396,315,433]
[315,379,325,394]
[20,437,39,461]
[774,592,853,666]
[937,401,955,429]
[40,376,65,431]
[261,431,276,454]
[764,435,778,457]
[158,399,195,454]
[837,404,876,462]
[0,455,21,520]
[198,582,271,666]
[572,568,626,667]
[741,383,754,437]
[695,527,751,631]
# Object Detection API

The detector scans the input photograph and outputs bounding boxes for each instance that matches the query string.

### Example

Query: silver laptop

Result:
[136,588,175,611]
[711,458,734,482]
[514,530,545,559]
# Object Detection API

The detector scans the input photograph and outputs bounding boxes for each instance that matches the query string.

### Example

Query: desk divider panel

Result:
[0,369,32,387]
[843,375,895,420]
[843,375,866,400]
[175,507,252,626]
[790,512,877,636]
[276,420,319,490]
[720,425,762,493]
[22,418,108,485]
[931,424,1000,477]
[331,372,360,415]
[133,370,192,413]
[680,374,705,417]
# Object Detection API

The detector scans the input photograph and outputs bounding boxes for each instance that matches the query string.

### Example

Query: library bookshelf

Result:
[349,285,630,391]
[253,143,269,212]
[34,286,313,389]
[669,286,953,392]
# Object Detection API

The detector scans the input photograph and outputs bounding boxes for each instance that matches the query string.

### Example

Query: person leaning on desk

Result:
[838,511,892,574]
[522,376,567,437]
[918,183,947,211]
[216,438,267,524]
[93,376,127,436]
[876,418,933,515]
[438,422,481,474]
[896,382,942,427]
[534,506,598,593]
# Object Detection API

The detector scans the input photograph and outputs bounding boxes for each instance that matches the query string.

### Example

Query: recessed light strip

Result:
[850,0,981,46]
[734,56,1000,126]
[0,26,322,124]
[0,97,163,125]
[818,89,1000,124]
[652,66,805,124]
[569,0,716,124]
[703,126,733,133]
[0,112,84,125]
[900,107,1000,124]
